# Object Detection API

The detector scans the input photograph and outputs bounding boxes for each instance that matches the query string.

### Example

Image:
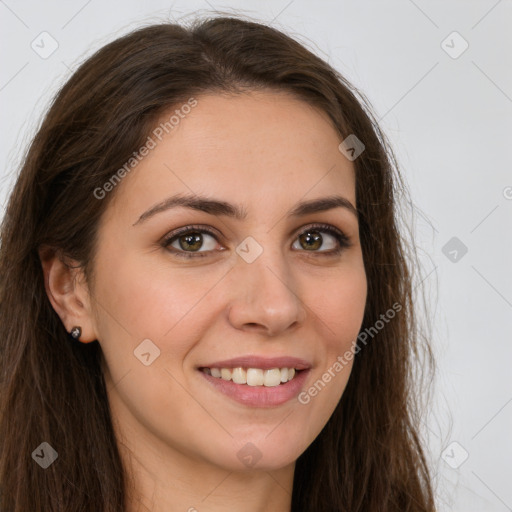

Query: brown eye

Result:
[162,223,350,259]
[163,227,220,258]
[298,230,324,251]
[292,224,351,254]
[175,232,203,252]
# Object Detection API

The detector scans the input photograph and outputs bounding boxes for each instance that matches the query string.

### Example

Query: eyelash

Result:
[161,223,351,259]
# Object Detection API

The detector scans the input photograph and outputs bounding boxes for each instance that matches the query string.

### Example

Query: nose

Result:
[227,247,307,337]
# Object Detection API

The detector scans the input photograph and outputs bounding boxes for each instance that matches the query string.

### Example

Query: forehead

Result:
[105,90,356,225]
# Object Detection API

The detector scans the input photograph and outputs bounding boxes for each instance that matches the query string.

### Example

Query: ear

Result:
[38,246,98,343]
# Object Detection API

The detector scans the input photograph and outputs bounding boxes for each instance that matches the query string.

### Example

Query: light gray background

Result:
[1,1,511,510]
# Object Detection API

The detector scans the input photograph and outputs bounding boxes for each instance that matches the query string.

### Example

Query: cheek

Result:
[93,251,216,438]
[94,248,196,334]
[294,268,366,440]
[92,248,227,372]
[309,263,367,347]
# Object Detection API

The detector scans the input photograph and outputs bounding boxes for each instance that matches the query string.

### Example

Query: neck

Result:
[120,433,295,512]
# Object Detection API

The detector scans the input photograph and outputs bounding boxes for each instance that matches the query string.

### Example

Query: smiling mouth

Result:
[199,367,302,387]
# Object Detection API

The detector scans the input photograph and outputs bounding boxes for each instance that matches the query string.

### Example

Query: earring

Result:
[70,326,82,340]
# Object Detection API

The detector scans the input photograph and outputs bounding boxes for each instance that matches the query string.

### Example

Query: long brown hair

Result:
[0,15,437,511]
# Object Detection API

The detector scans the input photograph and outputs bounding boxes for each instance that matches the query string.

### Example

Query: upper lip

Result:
[199,355,312,371]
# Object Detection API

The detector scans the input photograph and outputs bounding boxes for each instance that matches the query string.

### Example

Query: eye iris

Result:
[179,232,203,251]
[299,230,322,251]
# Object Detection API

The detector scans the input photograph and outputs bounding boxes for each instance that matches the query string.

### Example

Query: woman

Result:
[0,16,436,512]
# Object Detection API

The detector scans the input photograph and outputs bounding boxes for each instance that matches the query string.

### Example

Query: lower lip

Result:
[199,369,310,407]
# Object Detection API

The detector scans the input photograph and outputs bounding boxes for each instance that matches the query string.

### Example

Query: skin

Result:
[41,90,367,512]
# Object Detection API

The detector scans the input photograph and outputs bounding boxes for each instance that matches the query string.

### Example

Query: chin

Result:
[209,433,308,472]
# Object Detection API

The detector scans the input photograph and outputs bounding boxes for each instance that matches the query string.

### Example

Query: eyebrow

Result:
[132,193,358,226]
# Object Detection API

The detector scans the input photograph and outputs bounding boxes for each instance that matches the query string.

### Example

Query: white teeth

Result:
[263,368,282,387]
[231,367,247,384]
[202,366,299,387]
[246,368,264,386]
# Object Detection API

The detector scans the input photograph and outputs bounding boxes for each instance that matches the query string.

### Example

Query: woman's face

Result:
[87,90,367,472]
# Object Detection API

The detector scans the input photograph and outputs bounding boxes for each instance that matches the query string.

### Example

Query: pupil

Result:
[300,231,321,250]
[181,232,202,251]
